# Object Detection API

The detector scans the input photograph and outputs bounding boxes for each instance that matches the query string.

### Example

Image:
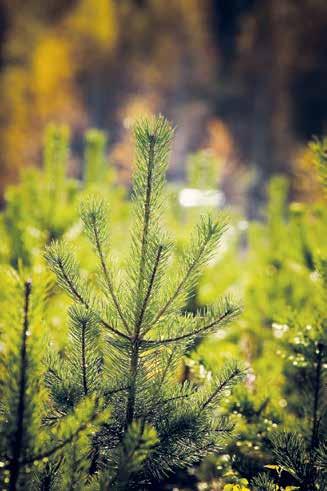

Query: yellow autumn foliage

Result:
[66,0,117,47]
[0,0,118,194]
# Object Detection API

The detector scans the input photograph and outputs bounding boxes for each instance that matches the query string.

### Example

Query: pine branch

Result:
[136,133,156,313]
[252,473,277,491]
[45,242,130,341]
[22,410,102,466]
[151,216,226,325]
[81,198,131,334]
[104,385,131,398]
[99,317,130,341]
[137,244,163,334]
[144,300,239,346]
[125,118,173,430]
[44,242,89,306]
[270,431,306,481]
[199,362,245,413]
[127,116,173,321]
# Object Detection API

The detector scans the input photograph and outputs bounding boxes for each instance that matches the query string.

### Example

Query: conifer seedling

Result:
[252,139,327,491]
[45,115,244,488]
[0,272,109,491]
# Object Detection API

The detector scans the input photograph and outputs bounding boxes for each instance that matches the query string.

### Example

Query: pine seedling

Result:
[187,149,220,190]
[44,123,70,196]
[84,129,108,185]
[1,123,75,268]
[0,276,45,490]
[45,115,243,487]
[252,237,327,489]
[0,270,110,490]
[264,298,327,489]
[310,137,327,192]
[43,123,77,239]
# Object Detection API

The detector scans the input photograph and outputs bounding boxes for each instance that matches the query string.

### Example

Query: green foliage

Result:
[0,276,46,490]
[44,123,70,203]
[187,149,220,189]
[84,129,108,185]
[183,148,326,488]
[252,473,277,490]
[44,115,244,487]
[0,116,326,489]
[269,431,326,488]
[310,137,327,191]
[242,155,327,489]
[0,124,77,267]
[105,421,159,490]
[0,270,109,490]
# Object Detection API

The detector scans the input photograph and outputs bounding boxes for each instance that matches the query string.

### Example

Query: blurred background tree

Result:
[0,0,326,208]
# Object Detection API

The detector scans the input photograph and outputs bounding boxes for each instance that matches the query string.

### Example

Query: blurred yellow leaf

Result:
[67,0,117,47]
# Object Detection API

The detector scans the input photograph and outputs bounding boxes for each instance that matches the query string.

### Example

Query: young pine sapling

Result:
[45,116,244,488]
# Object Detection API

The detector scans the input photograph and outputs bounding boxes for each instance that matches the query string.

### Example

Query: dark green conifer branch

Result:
[199,362,245,413]
[136,132,156,305]
[149,216,227,328]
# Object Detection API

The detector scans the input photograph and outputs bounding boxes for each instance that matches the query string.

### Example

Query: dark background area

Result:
[0,0,326,206]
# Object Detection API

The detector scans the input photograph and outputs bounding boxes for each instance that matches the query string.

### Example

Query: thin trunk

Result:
[125,341,140,428]
[125,136,156,429]
[310,342,323,451]
[9,281,32,491]
[81,322,88,396]
[136,135,155,307]
[306,342,324,491]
